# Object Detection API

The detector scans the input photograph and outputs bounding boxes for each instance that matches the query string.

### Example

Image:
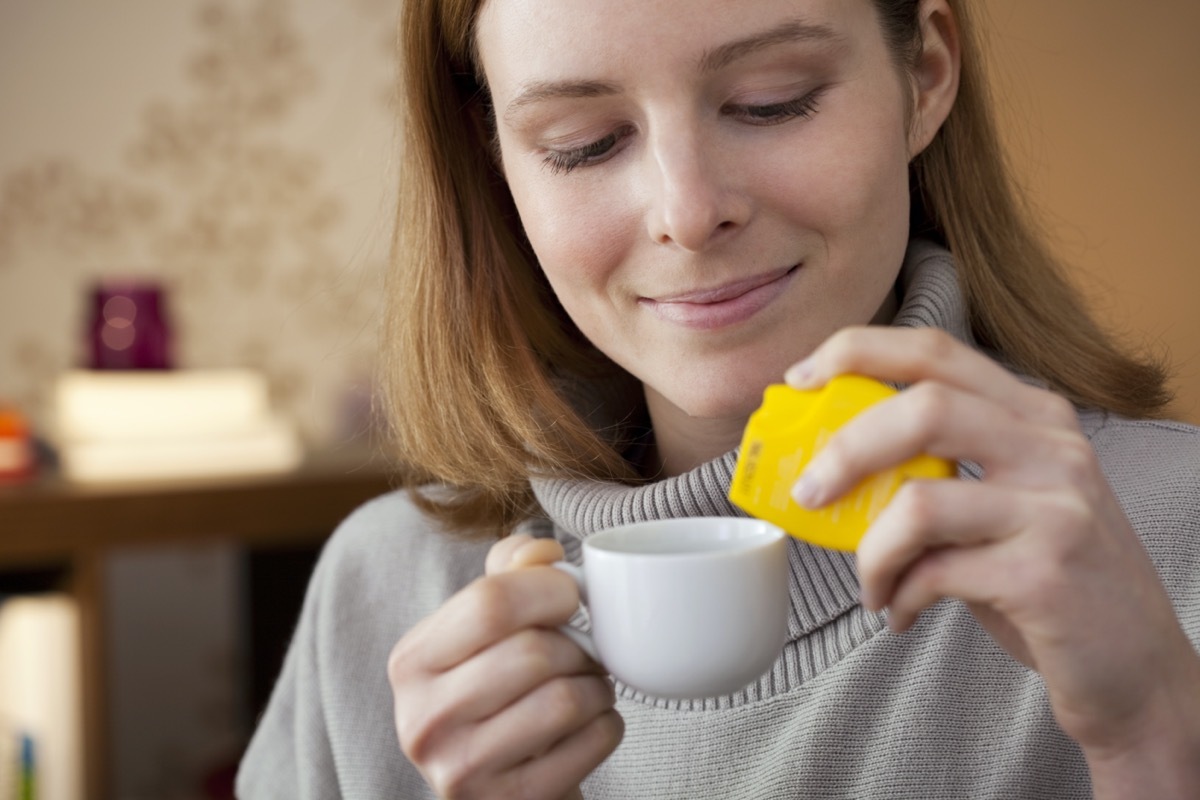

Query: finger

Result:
[882,542,1003,633]
[407,566,581,672]
[504,707,624,800]
[507,537,568,571]
[786,326,1079,431]
[487,533,535,575]
[856,479,1029,612]
[883,535,1041,644]
[795,381,1083,509]
[439,628,604,726]
[468,674,618,780]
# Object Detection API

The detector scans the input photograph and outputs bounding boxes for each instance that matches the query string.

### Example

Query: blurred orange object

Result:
[0,406,36,482]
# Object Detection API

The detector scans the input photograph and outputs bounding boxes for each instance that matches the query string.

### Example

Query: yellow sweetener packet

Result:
[729,375,956,551]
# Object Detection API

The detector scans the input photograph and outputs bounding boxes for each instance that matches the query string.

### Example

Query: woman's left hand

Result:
[785,326,1200,793]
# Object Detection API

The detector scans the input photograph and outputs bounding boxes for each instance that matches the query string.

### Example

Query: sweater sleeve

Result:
[236,555,341,799]
[1092,417,1200,649]
[236,489,493,799]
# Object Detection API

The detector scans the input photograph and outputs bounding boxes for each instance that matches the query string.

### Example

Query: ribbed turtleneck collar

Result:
[531,239,973,642]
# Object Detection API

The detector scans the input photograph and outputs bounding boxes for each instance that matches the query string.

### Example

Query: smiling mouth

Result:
[641,265,800,330]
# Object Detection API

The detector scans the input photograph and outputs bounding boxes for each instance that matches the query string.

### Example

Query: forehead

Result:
[474,0,880,93]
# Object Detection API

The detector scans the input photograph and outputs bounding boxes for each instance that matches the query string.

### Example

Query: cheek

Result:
[757,72,913,245]
[505,168,635,308]
[771,128,909,242]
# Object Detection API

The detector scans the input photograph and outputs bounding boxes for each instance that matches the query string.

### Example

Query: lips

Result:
[640,265,799,330]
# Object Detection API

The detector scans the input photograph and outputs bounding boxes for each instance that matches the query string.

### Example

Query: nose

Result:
[645,131,748,252]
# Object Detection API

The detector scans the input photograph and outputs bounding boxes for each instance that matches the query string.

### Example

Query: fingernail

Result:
[784,358,816,388]
[791,473,824,508]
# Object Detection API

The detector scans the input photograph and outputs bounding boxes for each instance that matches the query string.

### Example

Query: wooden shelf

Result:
[0,448,396,800]
[0,449,396,563]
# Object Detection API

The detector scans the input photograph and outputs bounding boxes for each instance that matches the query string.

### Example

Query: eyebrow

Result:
[700,18,846,73]
[502,17,844,124]
[504,79,619,123]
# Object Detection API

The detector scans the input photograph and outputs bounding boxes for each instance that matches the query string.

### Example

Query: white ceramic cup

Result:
[552,516,788,699]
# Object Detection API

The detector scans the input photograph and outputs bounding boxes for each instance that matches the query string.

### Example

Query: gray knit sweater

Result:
[237,242,1200,799]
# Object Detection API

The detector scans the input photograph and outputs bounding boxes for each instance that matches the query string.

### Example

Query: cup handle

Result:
[549,561,600,662]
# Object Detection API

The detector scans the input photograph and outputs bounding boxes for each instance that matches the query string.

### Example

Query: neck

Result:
[643,387,747,478]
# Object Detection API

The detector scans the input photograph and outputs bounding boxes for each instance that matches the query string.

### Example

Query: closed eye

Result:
[540,86,825,175]
[725,87,826,125]
[542,125,634,175]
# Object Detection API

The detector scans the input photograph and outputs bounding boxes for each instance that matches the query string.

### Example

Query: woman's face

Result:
[477,0,939,436]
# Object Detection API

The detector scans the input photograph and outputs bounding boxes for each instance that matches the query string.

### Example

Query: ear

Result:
[907,0,961,159]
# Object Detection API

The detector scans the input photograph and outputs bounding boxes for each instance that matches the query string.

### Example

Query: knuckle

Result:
[511,629,557,677]
[853,547,883,591]
[395,689,462,769]
[816,431,851,471]
[570,707,626,769]
[386,629,428,687]
[386,641,411,686]
[422,733,492,799]
[426,759,472,800]
[894,480,941,532]
[823,326,868,367]
[484,535,520,575]
[595,708,626,752]
[915,327,956,362]
[544,678,589,727]
[824,325,859,353]
[1039,391,1078,427]
[396,704,438,765]
[1041,492,1095,541]
[470,577,518,635]
[910,547,951,594]
[1054,436,1098,486]
[393,689,465,769]
[906,383,952,439]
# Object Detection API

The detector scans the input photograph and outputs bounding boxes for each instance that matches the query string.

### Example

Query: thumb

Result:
[484,533,534,575]
[507,537,567,571]
[484,534,567,575]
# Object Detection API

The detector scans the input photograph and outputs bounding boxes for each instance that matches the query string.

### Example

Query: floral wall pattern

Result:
[1,2,402,795]
[0,0,401,444]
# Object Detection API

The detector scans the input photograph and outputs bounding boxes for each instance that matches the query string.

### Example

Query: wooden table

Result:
[0,449,396,800]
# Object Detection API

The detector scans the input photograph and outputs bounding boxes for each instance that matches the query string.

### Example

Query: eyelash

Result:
[726,88,825,125]
[541,87,826,176]
[543,127,633,175]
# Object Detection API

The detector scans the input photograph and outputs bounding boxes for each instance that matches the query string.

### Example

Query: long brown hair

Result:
[383,0,1171,536]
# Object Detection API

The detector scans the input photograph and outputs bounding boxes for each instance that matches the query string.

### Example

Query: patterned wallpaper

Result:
[0,3,402,796]
[0,0,401,445]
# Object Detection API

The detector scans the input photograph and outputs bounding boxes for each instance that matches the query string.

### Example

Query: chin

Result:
[665,380,770,423]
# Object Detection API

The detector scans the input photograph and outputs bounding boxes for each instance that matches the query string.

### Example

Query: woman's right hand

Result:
[389,534,624,799]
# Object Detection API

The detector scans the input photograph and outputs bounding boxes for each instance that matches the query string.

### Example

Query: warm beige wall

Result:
[0,0,399,443]
[0,3,401,798]
[979,0,1200,423]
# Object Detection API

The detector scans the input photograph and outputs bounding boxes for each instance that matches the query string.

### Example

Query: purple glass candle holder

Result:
[87,281,174,370]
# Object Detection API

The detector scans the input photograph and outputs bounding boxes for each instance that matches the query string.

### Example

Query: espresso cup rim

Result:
[583,516,784,559]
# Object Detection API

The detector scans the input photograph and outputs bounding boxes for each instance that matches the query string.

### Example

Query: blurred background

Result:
[0,2,399,799]
[0,1,1196,799]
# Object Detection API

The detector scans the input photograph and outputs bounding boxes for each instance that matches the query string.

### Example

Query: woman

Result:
[238,0,1200,797]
